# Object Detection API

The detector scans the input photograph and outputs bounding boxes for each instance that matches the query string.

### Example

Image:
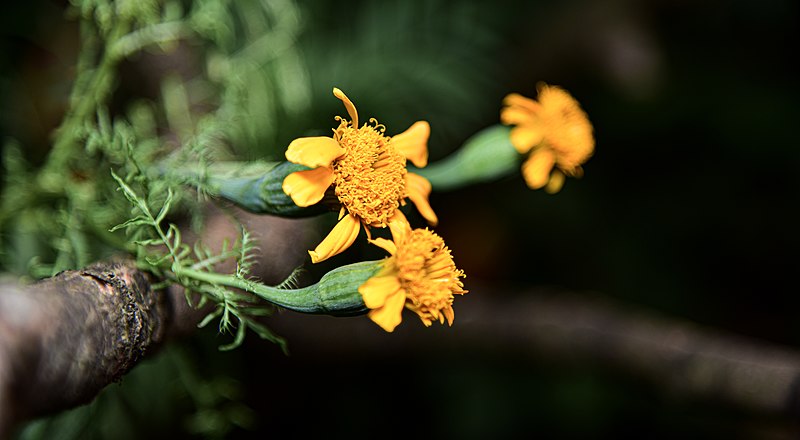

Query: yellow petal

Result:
[521,148,556,190]
[545,169,565,194]
[368,237,397,255]
[443,306,455,326]
[285,137,344,168]
[500,106,535,126]
[308,213,361,263]
[358,273,402,309]
[282,167,334,207]
[509,126,543,154]
[367,289,406,332]
[405,173,438,225]
[503,93,541,112]
[387,210,411,244]
[333,87,358,127]
[390,121,430,167]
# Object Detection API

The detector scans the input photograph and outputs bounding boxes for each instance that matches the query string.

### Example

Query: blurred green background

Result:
[2,0,799,438]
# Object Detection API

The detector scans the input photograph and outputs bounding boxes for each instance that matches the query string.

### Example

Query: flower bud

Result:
[255,260,381,316]
[207,161,327,217]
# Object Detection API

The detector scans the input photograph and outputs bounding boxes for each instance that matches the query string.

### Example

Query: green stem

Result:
[413,124,519,191]
[173,261,381,316]
[110,21,187,60]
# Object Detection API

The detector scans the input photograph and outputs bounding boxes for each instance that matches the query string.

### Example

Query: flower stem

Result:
[173,260,381,316]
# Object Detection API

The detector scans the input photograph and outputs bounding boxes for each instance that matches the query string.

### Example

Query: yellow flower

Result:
[358,216,467,332]
[282,88,438,263]
[501,83,595,193]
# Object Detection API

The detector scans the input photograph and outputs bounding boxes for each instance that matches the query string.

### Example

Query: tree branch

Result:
[0,209,318,437]
[265,286,800,419]
[2,220,799,436]
[0,261,166,433]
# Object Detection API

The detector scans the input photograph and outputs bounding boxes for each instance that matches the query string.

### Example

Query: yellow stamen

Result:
[359,223,467,331]
[332,118,407,228]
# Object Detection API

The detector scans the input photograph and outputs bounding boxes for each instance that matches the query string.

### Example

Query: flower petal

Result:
[387,210,411,244]
[503,93,541,112]
[285,136,344,168]
[308,213,361,263]
[545,169,566,194]
[509,126,543,154]
[282,167,334,207]
[500,105,535,126]
[358,273,402,309]
[333,87,358,127]
[443,306,455,326]
[390,121,430,167]
[369,237,397,255]
[521,148,556,190]
[405,173,438,225]
[367,289,406,332]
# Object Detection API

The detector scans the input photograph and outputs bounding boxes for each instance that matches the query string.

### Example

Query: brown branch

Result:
[0,261,165,431]
[265,285,800,420]
[2,214,799,435]
[0,209,318,437]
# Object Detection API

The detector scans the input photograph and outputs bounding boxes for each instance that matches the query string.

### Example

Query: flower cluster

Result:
[282,88,466,331]
[277,85,594,332]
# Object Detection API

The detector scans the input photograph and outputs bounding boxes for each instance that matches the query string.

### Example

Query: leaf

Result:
[246,320,287,354]
[111,170,151,215]
[109,215,152,232]
[219,320,247,351]
[197,306,223,328]
[154,187,174,225]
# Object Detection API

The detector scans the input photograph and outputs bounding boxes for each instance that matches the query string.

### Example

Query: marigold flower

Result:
[358,216,467,332]
[282,88,437,263]
[501,83,594,193]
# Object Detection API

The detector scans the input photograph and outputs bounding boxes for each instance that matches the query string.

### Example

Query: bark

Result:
[0,209,319,437]
[0,261,165,434]
[266,287,800,420]
[2,216,800,435]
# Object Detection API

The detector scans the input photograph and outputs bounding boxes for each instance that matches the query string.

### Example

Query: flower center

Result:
[393,228,466,325]
[332,118,407,227]
[539,88,594,169]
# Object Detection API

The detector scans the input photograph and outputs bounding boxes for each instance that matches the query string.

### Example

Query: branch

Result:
[264,285,800,419]
[0,209,318,437]
[3,220,799,434]
[0,262,166,429]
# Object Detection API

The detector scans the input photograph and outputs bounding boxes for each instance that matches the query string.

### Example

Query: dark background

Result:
[2,0,799,438]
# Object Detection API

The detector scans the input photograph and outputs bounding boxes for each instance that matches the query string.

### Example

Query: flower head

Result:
[283,88,437,263]
[501,83,594,193]
[358,217,467,332]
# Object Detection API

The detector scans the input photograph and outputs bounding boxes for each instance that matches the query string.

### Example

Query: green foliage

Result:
[109,170,287,351]
[1,0,513,437]
[0,0,317,349]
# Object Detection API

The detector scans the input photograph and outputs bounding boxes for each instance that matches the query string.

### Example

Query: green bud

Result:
[413,124,519,191]
[205,161,327,217]
[250,260,382,316]
[176,260,383,317]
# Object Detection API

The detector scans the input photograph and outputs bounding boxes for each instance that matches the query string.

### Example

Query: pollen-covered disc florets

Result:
[332,118,407,228]
[501,83,594,193]
[536,86,594,169]
[358,219,467,332]
[393,228,466,327]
